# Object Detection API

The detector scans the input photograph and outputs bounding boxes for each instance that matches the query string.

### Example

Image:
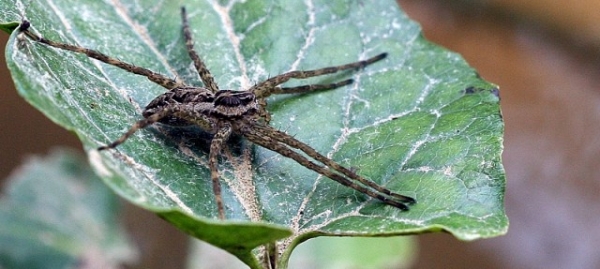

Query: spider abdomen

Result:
[143,87,214,126]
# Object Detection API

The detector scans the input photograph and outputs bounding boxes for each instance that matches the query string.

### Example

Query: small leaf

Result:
[3,0,507,267]
[290,236,416,268]
[0,149,136,269]
[0,21,18,34]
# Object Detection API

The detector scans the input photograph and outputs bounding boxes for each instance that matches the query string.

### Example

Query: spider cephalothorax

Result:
[18,7,415,219]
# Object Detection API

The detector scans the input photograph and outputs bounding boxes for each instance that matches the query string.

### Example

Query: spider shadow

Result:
[149,124,246,157]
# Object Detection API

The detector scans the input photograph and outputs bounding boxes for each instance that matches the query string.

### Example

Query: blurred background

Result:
[2,0,600,268]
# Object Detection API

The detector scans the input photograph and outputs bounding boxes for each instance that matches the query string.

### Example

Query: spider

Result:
[18,7,415,219]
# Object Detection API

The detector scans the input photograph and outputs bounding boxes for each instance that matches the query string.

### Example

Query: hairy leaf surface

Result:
[2,0,506,267]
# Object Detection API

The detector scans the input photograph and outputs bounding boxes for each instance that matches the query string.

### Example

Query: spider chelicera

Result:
[18,7,415,219]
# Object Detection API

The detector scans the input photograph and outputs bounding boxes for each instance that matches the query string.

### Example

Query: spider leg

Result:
[181,7,220,93]
[18,21,183,89]
[209,126,233,220]
[255,79,355,123]
[263,79,355,97]
[252,53,387,98]
[97,107,174,150]
[243,124,413,210]
[253,124,415,204]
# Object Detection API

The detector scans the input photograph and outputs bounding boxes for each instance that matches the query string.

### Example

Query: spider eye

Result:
[213,91,257,117]
[214,91,255,107]
[217,96,242,106]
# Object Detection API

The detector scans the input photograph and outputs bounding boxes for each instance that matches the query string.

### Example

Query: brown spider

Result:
[18,7,415,219]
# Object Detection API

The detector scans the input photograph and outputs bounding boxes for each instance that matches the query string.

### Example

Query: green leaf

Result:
[3,0,507,268]
[289,236,416,268]
[0,149,136,269]
[0,21,18,34]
